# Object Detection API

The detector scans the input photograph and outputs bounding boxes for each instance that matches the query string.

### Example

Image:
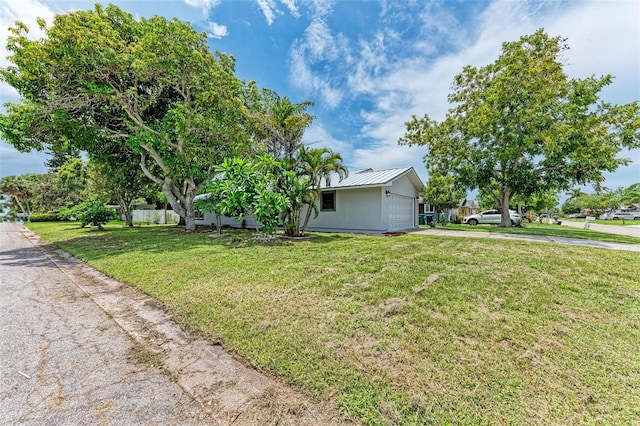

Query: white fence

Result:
[128,209,180,224]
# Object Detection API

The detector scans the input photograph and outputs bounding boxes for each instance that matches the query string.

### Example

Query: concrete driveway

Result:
[560,219,640,238]
[414,225,640,252]
[0,223,346,425]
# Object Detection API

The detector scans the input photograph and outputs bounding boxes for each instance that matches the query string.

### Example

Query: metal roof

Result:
[321,167,424,190]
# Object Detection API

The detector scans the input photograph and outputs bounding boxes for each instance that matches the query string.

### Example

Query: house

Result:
[194,166,424,234]
[304,167,424,233]
[457,198,479,219]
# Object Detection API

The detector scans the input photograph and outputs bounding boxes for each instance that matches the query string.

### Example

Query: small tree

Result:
[73,196,117,230]
[199,156,288,237]
[423,174,465,225]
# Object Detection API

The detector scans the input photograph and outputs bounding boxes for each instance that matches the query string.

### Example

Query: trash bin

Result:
[419,214,426,225]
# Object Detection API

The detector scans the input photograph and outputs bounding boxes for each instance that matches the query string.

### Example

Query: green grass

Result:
[436,222,640,244]
[27,222,640,425]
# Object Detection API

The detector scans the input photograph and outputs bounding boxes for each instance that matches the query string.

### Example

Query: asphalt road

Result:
[0,222,209,425]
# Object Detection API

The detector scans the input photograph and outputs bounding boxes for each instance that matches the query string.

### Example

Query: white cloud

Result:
[281,0,300,18]
[183,0,221,16]
[207,22,228,39]
[289,16,348,108]
[303,123,352,160]
[290,44,343,108]
[256,0,279,25]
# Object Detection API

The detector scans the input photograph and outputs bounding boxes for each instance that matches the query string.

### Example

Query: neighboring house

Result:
[305,167,424,233]
[457,198,479,219]
[194,166,424,234]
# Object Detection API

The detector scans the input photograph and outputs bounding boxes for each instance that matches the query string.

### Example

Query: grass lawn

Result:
[436,222,640,244]
[26,222,640,425]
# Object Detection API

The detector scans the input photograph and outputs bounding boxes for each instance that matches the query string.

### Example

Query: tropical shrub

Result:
[73,196,117,229]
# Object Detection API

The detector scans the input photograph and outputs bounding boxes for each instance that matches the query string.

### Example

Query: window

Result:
[194,210,204,219]
[321,191,336,211]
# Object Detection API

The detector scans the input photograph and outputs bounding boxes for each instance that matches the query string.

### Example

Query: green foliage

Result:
[0,4,251,231]
[198,156,289,236]
[0,174,36,216]
[400,29,640,227]
[561,183,640,215]
[248,89,315,161]
[73,196,117,229]
[27,212,62,222]
[423,174,464,213]
[87,144,156,227]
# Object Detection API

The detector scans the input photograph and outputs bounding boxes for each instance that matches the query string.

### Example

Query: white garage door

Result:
[388,194,414,231]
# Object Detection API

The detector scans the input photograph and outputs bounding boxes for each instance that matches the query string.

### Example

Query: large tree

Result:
[400,29,640,227]
[0,5,250,231]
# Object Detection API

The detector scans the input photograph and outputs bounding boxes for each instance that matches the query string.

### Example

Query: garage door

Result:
[388,194,414,231]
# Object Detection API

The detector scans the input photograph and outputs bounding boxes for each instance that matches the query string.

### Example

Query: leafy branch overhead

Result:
[400,29,640,227]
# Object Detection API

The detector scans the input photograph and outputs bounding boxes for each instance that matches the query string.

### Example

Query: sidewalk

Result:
[413,227,640,252]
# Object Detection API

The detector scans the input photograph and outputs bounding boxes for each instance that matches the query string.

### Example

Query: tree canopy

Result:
[400,29,640,227]
[0,4,251,230]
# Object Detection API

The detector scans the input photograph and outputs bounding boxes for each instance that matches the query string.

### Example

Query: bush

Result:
[28,212,62,222]
[73,197,117,229]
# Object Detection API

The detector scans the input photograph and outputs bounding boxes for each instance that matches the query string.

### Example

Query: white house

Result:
[193,166,424,234]
[304,167,424,233]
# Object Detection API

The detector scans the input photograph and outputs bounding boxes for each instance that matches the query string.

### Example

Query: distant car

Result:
[539,213,559,219]
[567,213,587,219]
[464,210,520,226]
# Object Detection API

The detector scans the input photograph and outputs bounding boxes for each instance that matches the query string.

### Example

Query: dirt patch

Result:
[382,232,406,237]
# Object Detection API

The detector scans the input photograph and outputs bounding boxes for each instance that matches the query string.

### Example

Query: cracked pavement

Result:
[0,223,347,425]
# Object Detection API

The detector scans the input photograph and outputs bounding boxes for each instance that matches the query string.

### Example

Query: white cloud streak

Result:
[183,0,221,16]
[256,0,278,25]
[207,22,228,39]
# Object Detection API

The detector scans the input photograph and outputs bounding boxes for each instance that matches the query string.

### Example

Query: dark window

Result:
[321,191,336,211]
[194,210,204,219]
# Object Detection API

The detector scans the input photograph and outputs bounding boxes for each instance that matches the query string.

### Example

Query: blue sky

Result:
[1,0,639,198]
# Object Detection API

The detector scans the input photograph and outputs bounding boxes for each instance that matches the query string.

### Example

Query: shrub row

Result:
[28,212,64,222]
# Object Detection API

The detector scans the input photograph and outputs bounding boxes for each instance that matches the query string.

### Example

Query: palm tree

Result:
[566,188,586,201]
[251,89,314,161]
[298,146,348,233]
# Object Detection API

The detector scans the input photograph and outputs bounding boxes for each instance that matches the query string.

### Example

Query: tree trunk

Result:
[499,187,513,227]
[159,179,198,231]
[124,207,134,227]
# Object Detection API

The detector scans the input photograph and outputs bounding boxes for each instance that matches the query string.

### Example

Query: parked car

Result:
[567,213,587,218]
[610,212,640,220]
[539,213,559,219]
[464,210,520,225]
